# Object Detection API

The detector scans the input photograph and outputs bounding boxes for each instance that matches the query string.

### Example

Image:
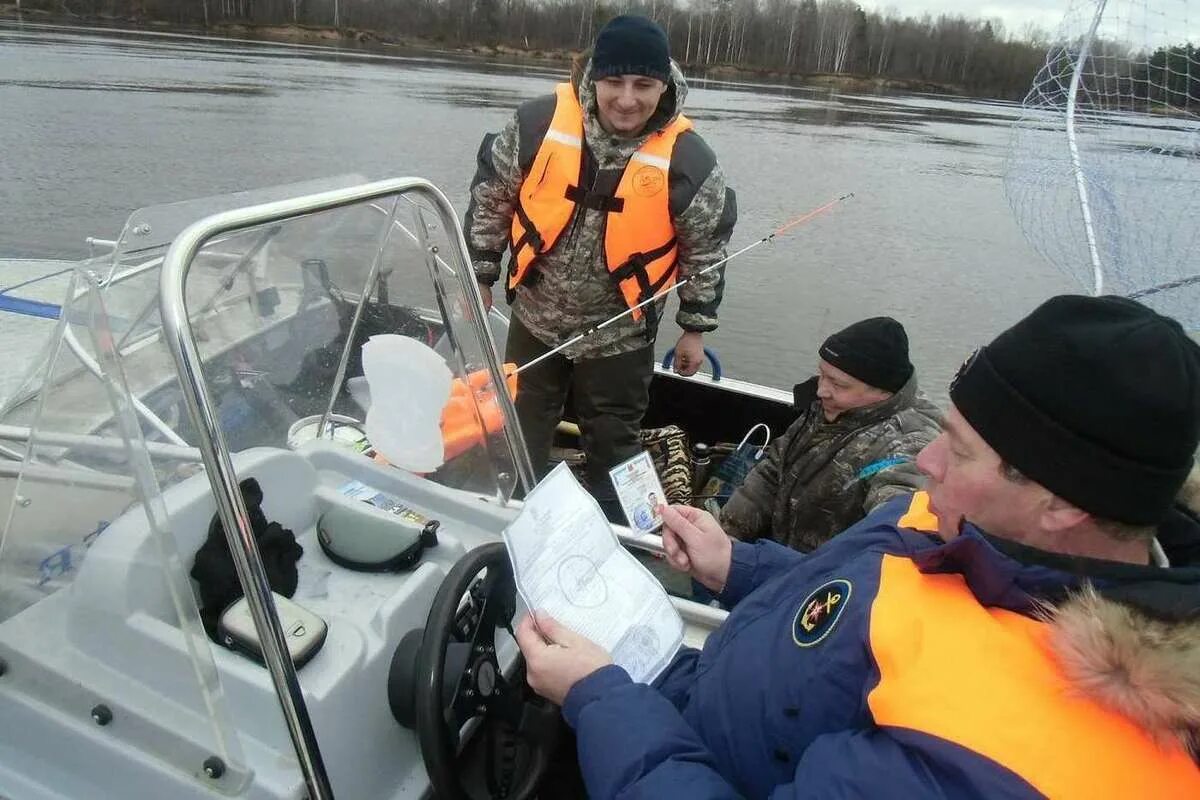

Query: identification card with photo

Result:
[608,451,667,533]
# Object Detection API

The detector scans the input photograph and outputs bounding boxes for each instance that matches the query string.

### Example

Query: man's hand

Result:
[672,331,705,376]
[659,504,733,593]
[515,612,613,706]
[478,282,494,312]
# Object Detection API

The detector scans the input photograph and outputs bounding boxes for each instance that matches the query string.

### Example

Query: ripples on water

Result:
[0,21,1077,407]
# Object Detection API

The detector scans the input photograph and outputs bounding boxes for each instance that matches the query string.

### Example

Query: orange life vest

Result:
[507,82,693,321]
[373,365,519,471]
[874,492,1200,798]
[439,363,519,463]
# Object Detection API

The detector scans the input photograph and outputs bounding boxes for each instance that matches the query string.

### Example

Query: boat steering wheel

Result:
[388,543,558,800]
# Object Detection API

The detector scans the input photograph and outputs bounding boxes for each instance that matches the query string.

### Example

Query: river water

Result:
[0,20,1075,406]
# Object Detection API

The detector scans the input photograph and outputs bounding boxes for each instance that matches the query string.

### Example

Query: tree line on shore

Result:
[14,0,1200,104]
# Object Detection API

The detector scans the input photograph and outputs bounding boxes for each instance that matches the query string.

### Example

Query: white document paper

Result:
[609,451,667,533]
[503,463,684,684]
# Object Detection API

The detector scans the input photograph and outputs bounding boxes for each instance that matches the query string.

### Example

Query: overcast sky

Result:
[859,1,1067,38]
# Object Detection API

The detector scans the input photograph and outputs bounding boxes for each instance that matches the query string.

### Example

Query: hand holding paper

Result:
[515,611,613,706]
[504,463,683,685]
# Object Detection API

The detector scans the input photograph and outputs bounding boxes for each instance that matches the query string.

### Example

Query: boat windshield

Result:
[166,181,526,497]
[1,176,525,491]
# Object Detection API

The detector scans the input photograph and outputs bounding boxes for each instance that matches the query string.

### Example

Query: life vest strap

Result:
[564,184,625,213]
[609,237,677,283]
[606,237,679,338]
[511,201,545,261]
[507,203,540,300]
[647,258,680,294]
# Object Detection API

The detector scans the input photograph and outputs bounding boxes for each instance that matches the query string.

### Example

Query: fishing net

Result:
[1005,0,1200,328]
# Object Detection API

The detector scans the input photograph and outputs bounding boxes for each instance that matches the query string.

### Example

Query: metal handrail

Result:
[319,187,535,498]
[412,183,536,495]
[0,424,200,462]
[159,178,531,799]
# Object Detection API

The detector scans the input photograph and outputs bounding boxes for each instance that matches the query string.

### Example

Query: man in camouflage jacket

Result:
[465,15,736,516]
[722,317,941,552]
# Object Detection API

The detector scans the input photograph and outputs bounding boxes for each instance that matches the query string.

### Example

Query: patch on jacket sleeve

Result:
[792,579,853,647]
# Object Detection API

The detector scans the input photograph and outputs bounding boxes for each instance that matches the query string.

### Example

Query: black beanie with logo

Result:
[591,15,671,83]
[819,316,914,394]
[950,294,1200,525]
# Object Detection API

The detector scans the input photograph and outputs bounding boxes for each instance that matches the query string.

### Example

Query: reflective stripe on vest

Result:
[508,82,693,321]
[867,553,1200,798]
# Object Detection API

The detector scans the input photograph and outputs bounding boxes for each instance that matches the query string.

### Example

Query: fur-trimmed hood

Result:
[1178,464,1200,516]
[1044,477,1200,758]
[1047,584,1200,760]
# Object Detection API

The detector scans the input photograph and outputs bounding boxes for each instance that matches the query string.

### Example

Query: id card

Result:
[608,451,667,533]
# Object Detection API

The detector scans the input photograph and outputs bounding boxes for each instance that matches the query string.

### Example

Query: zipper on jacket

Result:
[562,150,601,252]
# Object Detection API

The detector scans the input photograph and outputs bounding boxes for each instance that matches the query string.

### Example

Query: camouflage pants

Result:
[505,316,653,520]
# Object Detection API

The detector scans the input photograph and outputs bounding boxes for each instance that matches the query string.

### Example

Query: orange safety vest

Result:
[439,363,519,463]
[507,83,694,321]
[872,492,1200,798]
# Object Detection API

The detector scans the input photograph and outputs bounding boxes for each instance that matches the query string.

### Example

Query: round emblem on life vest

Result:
[633,165,666,197]
[792,579,852,647]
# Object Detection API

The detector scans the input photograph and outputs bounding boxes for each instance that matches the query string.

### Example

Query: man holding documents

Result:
[515,295,1200,799]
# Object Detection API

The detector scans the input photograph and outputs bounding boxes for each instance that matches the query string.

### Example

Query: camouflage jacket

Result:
[464,61,737,360]
[721,373,942,553]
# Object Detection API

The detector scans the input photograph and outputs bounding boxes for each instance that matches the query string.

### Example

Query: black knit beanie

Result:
[950,295,1200,525]
[591,15,671,83]
[819,317,914,393]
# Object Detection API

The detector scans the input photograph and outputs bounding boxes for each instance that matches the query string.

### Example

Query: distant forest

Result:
[11,0,1200,103]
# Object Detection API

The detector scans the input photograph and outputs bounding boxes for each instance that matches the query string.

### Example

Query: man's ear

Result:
[1040,494,1090,532]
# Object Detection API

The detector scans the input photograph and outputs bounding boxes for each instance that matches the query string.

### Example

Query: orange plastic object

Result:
[440,363,519,462]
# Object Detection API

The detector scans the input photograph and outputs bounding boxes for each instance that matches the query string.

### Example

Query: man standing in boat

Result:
[721,316,941,553]
[516,295,1200,798]
[465,14,736,516]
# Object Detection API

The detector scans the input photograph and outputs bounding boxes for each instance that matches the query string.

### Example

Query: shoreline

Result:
[0,9,963,96]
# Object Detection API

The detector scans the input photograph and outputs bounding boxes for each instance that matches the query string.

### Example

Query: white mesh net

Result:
[1005,0,1200,327]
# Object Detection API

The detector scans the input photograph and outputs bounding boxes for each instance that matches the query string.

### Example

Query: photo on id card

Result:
[608,451,666,533]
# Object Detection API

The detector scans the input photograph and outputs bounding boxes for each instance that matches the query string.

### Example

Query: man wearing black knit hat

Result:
[464,14,736,519]
[721,316,942,553]
[925,295,1200,549]
[515,295,1200,799]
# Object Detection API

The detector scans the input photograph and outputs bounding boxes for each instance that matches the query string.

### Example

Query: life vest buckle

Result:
[610,254,650,282]
[564,184,625,213]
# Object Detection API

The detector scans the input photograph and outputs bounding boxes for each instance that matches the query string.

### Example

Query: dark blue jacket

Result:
[562,493,1200,799]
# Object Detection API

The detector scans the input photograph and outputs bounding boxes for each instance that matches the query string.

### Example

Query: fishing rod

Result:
[1126,272,1200,301]
[513,192,855,376]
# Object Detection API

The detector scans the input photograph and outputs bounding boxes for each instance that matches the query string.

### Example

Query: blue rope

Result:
[0,294,62,320]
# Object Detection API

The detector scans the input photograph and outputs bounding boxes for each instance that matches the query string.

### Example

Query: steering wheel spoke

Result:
[446,686,483,734]
[483,671,523,726]
[407,543,555,800]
